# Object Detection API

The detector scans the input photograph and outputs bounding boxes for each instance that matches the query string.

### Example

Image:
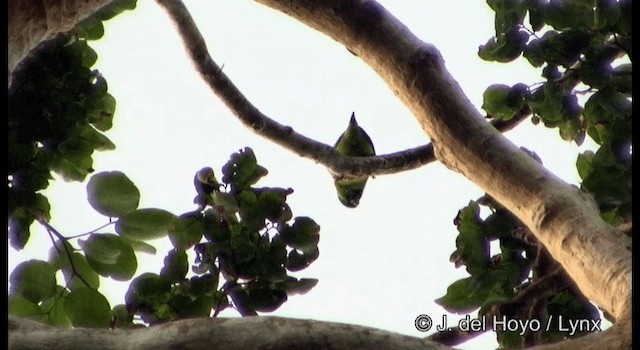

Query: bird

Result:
[333,112,376,208]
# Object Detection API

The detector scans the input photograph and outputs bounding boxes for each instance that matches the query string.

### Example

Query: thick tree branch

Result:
[155,0,529,178]
[8,315,451,350]
[8,314,631,350]
[253,0,631,326]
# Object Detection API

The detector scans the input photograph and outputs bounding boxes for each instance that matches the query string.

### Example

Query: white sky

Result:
[8,1,602,349]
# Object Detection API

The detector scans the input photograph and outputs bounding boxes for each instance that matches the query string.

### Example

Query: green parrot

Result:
[333,112,376,208]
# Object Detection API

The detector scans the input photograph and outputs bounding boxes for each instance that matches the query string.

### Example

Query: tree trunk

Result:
[8,0,116,86]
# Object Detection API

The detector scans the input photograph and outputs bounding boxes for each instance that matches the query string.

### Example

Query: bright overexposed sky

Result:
[8,1,601,349]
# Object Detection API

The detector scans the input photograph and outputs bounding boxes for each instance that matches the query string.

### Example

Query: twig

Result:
[40,220,94,289]
[155,0,530,178]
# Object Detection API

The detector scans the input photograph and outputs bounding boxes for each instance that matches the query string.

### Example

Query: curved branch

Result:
[252,0,631,325]
[155,0,529,178]
[8,315,450,350]
[9,314,630,350]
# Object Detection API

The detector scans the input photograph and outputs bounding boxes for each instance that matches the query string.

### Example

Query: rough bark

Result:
[8,315,451,350]
[7,0,632,349]
[8,0,116,87]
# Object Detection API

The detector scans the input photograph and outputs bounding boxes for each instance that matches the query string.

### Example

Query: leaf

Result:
[279,277,318,296]
[487,0,527,35]
[454,202,490,274]
[88,93,116,131]
[160,249,189,283]
[53,251,101,290]
[115,208,176,240]
[435,276,486,314]
[280,217,320,252]
[478,28,529,63]
[40,287,72,327]
[169,214,204,250]
[188,273,219,296]
[64,288,112,328]
[246,282,288,313]
[76,17,105,40]
[123,238,157,255]
[111,304,134,328]
[221,147,269,190]
[544,0,594,31]
[8,295,45,320]
[125,273,172,311]
[212,192,240,214]
[87,171,140,218]
[285,247,319,272]
[8,208,34,250]
[81,233,137,281]
[482,84,527,120]
[576,151,595,180]
[10,260,57,303]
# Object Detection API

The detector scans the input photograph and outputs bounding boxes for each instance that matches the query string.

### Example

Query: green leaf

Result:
[53,251,101,290]
[96,0,137,21]
[76,18,105,40]
[115,208,176,240]
[280,217,320,252]
[285,247,319,272]
[454,202,490,274]
[39,286,72,327]
[8,208,35,250]
[79,125,115,151]
[64,288,112,328]
[212,192,240,214]
[576,151,595,180]
[435,276,485,314]
[81,233,137,281]
[122,238,157,255]
[111,304,134,328]
[169,214,204,250]
[221,147,269,190]
[87,171,140,218]
[544,0,594,31]
[160,249,189,283]
[246,282,288,313]
[527,83,565,123]
[10,260,57,303]
[8,295,45,320]
[482,84,527,120]
[487,0,527,35]
[279,277,318,296]
[188,273,219,296]
[478,28,529,63]
[527,0,545,31]
[125,273,172,311]
[88,93,116,131]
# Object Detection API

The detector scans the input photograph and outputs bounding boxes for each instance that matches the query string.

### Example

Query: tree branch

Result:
[9,314,631,350]
[155,0,530,178]
[252,0,631,325]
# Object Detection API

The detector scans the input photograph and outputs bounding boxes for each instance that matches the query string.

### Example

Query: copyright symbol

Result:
[415,314,432,332]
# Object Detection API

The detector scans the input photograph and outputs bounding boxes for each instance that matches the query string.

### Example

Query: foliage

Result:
[440,0,631,347]
[479,0,631,226]
[8,0,137,251]
[9,148,320,327]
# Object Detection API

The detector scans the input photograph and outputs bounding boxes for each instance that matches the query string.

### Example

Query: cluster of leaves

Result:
[9,148,320,328]
[479,0,632,225]
[8,0,137,251]
[437,196,600,348]
[125,148,320,324]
